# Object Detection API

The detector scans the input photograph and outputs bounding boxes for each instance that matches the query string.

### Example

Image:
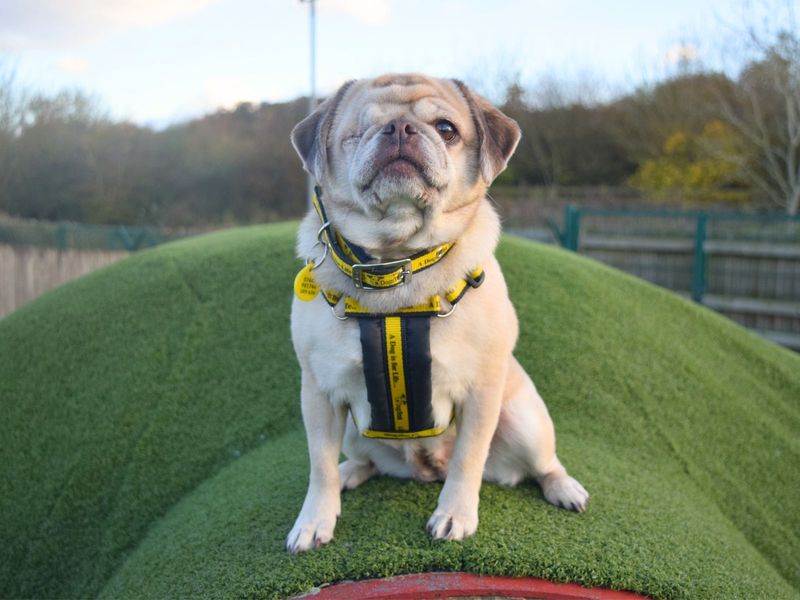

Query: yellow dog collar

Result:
[312,188,453,291]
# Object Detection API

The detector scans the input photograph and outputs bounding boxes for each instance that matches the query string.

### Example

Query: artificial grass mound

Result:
[0,224,798,600]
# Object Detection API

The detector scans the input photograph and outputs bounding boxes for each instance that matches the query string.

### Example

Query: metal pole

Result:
[56,223,66,252]
[306,0,317,210]
[563,205,581,252]
[691,213,707,303]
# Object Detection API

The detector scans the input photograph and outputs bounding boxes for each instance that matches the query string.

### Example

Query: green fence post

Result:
[692,213,707,303]
[564,205,581,252]
[55,224,67,251]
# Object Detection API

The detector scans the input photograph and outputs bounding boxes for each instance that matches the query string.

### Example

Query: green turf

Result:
[0,223,798,599]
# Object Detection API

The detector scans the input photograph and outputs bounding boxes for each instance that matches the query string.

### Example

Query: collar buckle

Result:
[352,258,412,290]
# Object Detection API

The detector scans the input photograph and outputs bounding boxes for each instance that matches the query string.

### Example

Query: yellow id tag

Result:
[294,263,320,301]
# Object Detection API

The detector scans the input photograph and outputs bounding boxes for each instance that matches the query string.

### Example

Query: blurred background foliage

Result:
[629,120,749,204]
[0,25,798,226]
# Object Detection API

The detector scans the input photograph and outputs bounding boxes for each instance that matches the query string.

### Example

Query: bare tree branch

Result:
[716,2,800,214]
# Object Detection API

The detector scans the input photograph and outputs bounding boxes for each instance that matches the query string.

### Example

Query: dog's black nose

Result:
[382,119,418,140]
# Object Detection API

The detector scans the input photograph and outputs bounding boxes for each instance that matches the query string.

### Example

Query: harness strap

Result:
[357,315,443,438]
[318,268,485,318]
[318,269,484,439]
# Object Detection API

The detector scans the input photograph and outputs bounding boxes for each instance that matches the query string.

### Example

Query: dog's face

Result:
[292,74,520,249]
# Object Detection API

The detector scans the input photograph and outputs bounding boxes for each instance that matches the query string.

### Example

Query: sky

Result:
[0,0,790,128]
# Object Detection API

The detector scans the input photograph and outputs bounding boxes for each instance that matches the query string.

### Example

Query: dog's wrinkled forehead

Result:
[334,76,475,140]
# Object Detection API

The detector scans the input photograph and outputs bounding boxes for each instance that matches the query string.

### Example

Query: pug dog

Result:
[287,73,588,553]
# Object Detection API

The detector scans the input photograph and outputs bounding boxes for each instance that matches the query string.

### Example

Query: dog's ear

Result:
[452,80,521,184]
[291,80,356,181]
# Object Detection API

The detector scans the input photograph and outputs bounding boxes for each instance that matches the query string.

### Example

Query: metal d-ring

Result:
[317,221,331,244]
[436,302,457,318]
[306,221,331,270]
[306,240,329,270]
[331,306,349,320]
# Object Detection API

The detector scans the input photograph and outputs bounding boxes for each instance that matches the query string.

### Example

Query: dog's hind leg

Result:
[338,460,377,490]
[338,419,378,490]
[485,356,589,512]
[340,416,415,487]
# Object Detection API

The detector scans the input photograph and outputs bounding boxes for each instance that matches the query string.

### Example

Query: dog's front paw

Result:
[426,505,478,541]
[541,474,589,513]
[286,508,338,554]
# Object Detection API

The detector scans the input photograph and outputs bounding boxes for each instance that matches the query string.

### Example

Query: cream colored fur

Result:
[286,74,588,553]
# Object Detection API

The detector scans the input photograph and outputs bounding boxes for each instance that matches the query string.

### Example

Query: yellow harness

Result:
[294,190,484,439]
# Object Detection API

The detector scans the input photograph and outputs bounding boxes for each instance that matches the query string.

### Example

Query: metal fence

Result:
[0,218,188,252]
[4,210,800,350]
[548,206,800,350]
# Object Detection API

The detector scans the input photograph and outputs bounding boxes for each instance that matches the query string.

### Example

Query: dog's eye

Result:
[435,120,458,142]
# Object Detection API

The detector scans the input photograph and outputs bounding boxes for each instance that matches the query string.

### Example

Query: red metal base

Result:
[295,572,649,599]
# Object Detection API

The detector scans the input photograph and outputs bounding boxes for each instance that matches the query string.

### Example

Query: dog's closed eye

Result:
[342,132,364,146]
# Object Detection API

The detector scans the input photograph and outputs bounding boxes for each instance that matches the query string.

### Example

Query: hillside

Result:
[0,223,798,599]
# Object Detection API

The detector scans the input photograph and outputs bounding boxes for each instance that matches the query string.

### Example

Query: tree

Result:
[616,73,739,163]
[629,120,750,203]
[4,91,111,222]
[501,78,635,188]
[716,7,800,214]
[0,63,26,204]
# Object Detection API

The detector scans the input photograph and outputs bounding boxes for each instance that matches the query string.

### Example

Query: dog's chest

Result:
[292,298,482,421]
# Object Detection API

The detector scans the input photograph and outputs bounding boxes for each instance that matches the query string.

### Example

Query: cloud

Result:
[0,0,220,50]
[319,0,392,25]
[131,75,303,128]
[56,56,91,73]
